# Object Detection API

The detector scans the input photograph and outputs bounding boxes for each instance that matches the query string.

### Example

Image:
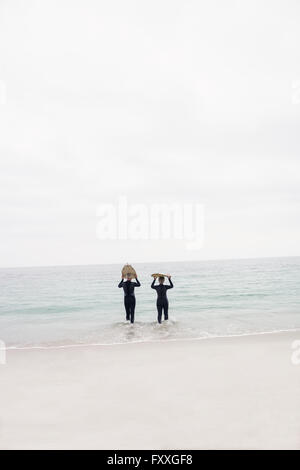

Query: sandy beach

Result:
[0,330,299,450]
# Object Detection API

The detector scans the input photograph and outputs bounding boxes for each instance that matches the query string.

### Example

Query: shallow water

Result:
[0,257,299,348]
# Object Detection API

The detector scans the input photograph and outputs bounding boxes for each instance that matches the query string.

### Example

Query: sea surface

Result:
[0,257,299,349]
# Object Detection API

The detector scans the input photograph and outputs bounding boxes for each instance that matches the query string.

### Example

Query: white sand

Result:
[0,331,300,449]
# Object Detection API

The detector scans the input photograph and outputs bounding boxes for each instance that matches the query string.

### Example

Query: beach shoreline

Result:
[4,326,300,351]
[1,330,300,449]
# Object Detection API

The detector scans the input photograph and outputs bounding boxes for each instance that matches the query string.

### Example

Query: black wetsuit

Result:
[151,278,173,323]
[118,279,141,323]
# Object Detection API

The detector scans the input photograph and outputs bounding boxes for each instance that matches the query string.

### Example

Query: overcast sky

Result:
[0,0,299,267]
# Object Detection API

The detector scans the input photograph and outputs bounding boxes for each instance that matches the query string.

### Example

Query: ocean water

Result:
[0,257,299,349]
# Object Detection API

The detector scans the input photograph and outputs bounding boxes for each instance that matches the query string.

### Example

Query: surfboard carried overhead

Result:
[151,273,171,278]
[122,264,137,279]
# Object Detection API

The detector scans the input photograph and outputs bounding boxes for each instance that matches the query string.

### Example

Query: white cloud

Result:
[0,0,299,266]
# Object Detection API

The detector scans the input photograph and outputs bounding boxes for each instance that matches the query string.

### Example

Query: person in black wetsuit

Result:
[118,274,141,323]
[151,275,173,323]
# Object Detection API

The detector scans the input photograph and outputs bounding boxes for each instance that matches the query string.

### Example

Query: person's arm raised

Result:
[166,276,173,289]
[118,279,124,288]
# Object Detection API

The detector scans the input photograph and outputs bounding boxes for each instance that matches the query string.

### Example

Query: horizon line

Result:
[0,254,299,270]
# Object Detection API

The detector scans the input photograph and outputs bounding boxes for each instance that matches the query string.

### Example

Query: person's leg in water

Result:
[163,300,169,321]
[157,301,163,324]
[124,297,131,321]
[129,296,136,323]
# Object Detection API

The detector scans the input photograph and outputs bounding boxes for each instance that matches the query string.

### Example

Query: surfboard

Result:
[122,264,137,279]
[151,273,171,278]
